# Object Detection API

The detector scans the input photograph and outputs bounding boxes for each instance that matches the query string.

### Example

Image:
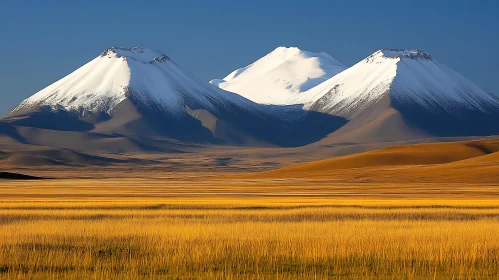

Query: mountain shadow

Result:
[393,98,499,137]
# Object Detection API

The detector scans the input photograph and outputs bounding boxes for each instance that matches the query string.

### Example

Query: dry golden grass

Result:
[0,199,498,279]
[1,139,499,278]
[2,177,499,200]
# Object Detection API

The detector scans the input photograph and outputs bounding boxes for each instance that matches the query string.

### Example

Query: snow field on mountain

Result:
[210,46,345,105]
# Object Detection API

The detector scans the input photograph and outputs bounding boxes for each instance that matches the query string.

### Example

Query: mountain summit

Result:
[299,48,498,118]
[11,46,238,118]
[210,46,345,104]
[1,46,346,149]
[302,49,499,143]
[1,46,497,153]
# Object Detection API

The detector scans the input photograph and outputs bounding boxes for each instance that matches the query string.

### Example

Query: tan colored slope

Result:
[318,96,431,144]
[257,139,499,179]
[405,149,499,183]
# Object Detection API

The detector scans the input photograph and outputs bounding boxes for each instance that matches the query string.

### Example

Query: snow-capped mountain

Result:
[2,46,497,151]
[303,49,499,143]
[12,46,244,117]
[301,49,499,118]
[210,46,345,104]
[2,46,344,147]
[4,46,286,144]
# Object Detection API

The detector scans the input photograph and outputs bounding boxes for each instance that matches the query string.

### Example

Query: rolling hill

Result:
[254,138,499,183]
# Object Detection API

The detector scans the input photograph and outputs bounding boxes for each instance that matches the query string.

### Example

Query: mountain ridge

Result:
[1,46,498,154]
[212,47,499,144]
[299,48,499,118]
[1,46,349,149]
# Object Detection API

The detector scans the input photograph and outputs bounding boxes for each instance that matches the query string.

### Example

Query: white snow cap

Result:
[210,46,345,105]
[378,48,432,60]
[100,46,172,63]
[12,46,239,116]
[298,48,499,117]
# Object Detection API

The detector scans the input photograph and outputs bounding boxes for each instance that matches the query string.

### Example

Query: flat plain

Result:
[1,138,499,279]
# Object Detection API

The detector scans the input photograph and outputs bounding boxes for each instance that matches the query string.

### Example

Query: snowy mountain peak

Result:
[210,46,345,104]
[381,48,432,60]
[11,46,232,116]
[100,46,170,63]
[271,46,301,54]
[366,49,432,63]
[269,46,340,63]
[268,46,306,58]
[301,47,498,119]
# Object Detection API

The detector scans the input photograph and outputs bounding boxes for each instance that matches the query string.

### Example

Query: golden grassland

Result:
[1,138,499,278]
[1,199,499,279]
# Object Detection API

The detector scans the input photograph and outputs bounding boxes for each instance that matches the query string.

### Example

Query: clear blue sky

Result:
[1,0,498,115]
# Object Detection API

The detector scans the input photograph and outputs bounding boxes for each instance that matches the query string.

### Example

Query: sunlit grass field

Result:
[1,199,499,279]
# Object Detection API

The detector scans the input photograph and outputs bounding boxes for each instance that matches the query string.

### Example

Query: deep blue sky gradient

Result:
[1,0,498,115]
